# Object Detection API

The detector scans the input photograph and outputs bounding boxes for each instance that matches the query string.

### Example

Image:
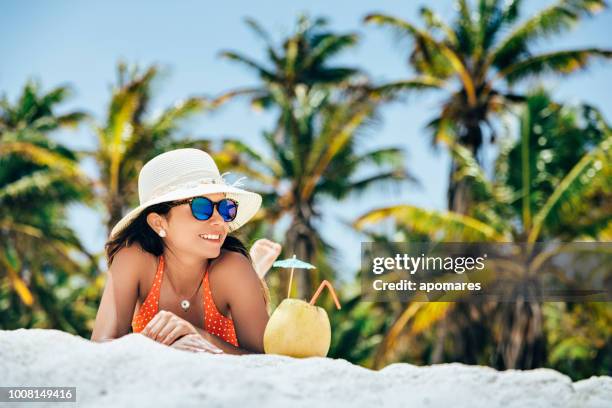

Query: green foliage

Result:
[365,0,611,212]
[0,82,97,335]
[544,302,612,380]
[354,90,611,376]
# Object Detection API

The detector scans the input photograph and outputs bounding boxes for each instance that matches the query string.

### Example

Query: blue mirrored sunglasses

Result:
[169,196,238,222]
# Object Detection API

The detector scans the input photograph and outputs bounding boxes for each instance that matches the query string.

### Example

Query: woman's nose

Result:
[208,206,225,225]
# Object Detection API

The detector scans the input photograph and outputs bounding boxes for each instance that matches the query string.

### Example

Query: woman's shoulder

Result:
[109,243,158,279]
[210,249,252,273]
[208,250,257,305]
[209,249,257,288]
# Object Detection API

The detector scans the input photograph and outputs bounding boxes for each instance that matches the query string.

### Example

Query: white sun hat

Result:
[109,148,262,239]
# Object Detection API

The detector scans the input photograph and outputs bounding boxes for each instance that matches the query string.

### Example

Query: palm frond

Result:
[500,48,612,84]
[346,169,416,197]
[0,250,33,306]
[147,97,209,141]
[438,132,497,201]
[302,101,375,199]
[368,77,446,100]
[354,205,510,242]
[55,111,89,129]
[491,0,607,69]
[219,51,277,82]
[244,17,278,55]
[365,13,477,105]
[213,87,266,106]
[0,139,81,177]
[0,169,66,200]
[500,0,523,26]
[528,135,612,242]
[453,0,476,58]
[419,6,458,45]
[303,33,359,70]
[373,301,424,368]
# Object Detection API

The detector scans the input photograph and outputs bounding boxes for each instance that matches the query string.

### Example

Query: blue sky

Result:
[2,1,611,279]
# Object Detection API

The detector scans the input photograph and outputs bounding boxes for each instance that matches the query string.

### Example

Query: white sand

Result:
[0,329,610,407]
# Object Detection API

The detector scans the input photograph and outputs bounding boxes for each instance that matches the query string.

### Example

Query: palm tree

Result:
[93,62,216,233]
[0,80,86,134]
[218,15,414,299]
[354,90,611,370]
[0,81,95,334]
[364,0,612,213]
[218,14,361,114]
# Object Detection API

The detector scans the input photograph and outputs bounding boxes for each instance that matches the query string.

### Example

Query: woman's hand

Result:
[170,333,224,354]
[249,238,282,278]
[141,310,199,346]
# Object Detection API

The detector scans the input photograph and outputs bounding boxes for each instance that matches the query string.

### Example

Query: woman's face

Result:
[159,193,230,259]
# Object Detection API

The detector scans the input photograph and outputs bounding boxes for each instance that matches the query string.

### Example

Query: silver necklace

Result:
[179,279,204,311]
[164,262,206,312]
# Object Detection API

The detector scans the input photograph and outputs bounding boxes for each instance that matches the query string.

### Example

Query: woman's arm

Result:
[190,327,254,355]
[90,245,142,342]
[208,251,270,354]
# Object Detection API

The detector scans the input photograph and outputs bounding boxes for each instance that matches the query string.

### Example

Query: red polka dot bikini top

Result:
[131,255,239,347]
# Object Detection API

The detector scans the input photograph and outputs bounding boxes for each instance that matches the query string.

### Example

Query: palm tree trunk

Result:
[431,320,447,364]
[447,159,474,214]
[447,123,482,214]
[495,298,546,369]
[448,303,490,365]
[284,215,316,300]
[106,193,125,235]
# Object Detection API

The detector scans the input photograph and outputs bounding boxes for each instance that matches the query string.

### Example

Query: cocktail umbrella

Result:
[272,254,316,298]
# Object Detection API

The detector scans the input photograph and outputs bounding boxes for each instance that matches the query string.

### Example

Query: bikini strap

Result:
[148,255,164,299]
[202,261,213,302]
[158,255,165,275]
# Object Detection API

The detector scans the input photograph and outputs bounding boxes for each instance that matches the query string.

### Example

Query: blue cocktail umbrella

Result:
[272,254,316,297]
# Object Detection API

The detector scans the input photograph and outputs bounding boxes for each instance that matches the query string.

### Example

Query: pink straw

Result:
[309,280,341,310]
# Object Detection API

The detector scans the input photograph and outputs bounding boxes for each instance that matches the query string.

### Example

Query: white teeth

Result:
[200,234,220,240]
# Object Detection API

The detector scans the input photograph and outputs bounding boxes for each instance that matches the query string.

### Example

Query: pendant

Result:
[180,300,190,311]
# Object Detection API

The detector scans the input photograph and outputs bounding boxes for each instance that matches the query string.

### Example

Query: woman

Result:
[91,148,281,355]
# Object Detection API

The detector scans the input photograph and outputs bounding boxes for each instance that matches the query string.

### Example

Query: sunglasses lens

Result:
[218,199,238,222]
[190,197,213,220]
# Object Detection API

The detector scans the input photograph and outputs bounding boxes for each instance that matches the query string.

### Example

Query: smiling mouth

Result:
[199,233,222,243]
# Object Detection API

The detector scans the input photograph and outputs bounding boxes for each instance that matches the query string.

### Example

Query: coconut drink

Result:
[263,255,341,357]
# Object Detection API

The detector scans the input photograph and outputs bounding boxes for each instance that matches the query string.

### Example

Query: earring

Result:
[159,229,166,237]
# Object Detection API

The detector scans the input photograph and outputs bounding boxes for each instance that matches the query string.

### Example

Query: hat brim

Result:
[109,184,262,239]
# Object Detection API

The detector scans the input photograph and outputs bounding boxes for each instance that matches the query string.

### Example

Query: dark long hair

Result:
[104,202,270,306]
